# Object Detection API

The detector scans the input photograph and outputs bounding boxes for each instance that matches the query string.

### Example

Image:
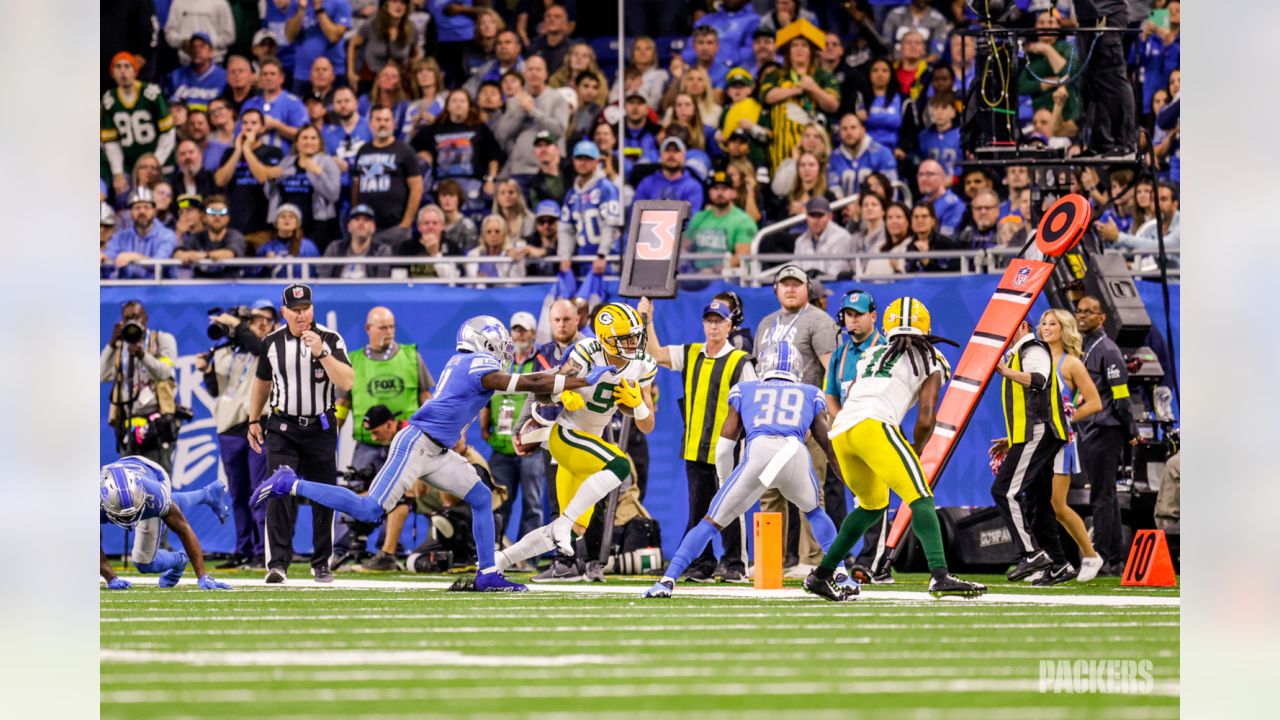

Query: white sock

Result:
[562,469,622,521]
[497,526,556,571]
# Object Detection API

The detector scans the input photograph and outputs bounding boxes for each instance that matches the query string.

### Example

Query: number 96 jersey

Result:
[728,380,826,442]
[560,338,658,437]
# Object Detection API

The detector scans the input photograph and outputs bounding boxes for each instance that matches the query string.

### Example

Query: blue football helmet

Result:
[100,464,148,528]
[456,315,514,366]
[759,341,803,383]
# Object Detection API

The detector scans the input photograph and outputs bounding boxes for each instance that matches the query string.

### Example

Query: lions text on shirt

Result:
[408,351,501,445]
[830,341,951,436]
[728,379,827,443]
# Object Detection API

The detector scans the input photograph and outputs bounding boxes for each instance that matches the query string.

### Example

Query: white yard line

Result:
[105,575,1180,607]
[100,648,628,668]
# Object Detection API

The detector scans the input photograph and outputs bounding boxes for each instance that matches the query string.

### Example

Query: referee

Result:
[248,284,354,584]
[641,297,755,583]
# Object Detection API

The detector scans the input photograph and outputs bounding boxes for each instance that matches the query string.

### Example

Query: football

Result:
[513,418,547,455]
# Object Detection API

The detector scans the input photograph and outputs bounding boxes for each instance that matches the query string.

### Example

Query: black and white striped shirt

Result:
[255,324,351,417]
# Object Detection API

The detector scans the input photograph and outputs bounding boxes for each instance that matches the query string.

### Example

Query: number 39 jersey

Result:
[728,380,826,443]
[830,342,952,436]
[559,338,657,437]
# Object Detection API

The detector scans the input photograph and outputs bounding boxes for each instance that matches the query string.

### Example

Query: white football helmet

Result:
[456,315,514,366]
[100,464,148,528]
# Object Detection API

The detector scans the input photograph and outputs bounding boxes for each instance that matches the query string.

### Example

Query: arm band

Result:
[507,374,521,392]
[552,374,566,394]
[632,401,651,421]
[334,405,349,420]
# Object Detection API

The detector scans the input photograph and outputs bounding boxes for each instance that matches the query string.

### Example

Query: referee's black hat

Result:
[283,283,312,309]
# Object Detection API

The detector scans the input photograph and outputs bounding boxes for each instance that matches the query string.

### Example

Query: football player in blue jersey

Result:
[254,316,613,592]
[643,342,857,598]
[99,456,232,591]
[557,140,624,274]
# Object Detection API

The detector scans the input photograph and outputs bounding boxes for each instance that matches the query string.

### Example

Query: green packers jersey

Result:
[559,338,658,437]
[101,82,172,172]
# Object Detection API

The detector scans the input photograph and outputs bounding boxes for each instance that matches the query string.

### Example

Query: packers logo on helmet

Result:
[883,297,932,338]
[594,302,647,360]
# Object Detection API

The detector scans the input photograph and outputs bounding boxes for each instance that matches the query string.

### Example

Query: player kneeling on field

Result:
[99,456,233,590]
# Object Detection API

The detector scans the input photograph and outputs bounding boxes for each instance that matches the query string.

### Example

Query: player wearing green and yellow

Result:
[102,52,176,197]
[495,302,658,573]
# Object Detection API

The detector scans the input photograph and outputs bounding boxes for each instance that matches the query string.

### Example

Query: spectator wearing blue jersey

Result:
[635,136,706,214]
[683,0,759,71]
[168,33,226,111]
[829,113,898,201]
[917,93,961,179]
[428,0,481,84]
[1154,83,1179,184]
[557,140,622,275]
[281,0,352,94]
[102,188,179,279]
[1137,1,1180,114]
[622,92,662,167]
[241,58,309,152]
[685,25,736,93]
[204,98,236,169]
[853,58,905,154]
[257,203,321,276]
[749,27,779,82]
[915,159,964,237]
[321,86,372,197]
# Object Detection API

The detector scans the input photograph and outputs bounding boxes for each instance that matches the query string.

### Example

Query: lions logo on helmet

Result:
[759,341,804,383]
[593,303,647,361]
[100,465,148,529]
[456,315,515,366]
[882,297,932,338]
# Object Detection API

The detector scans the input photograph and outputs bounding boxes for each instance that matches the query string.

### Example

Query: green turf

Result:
[101,565,1179,719]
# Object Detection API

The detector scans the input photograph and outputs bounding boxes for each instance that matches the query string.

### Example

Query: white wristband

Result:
[632,402,651,421]
[552,374,566,394]
[506,374,521,392]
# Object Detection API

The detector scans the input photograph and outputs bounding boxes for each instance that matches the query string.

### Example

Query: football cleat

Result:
[870,569,896,584]
[718,566,748,584]
[1008,550,1053,582]
[643,580,674,598]
[684,565,715,583]
[311,565,334,584]
[265,568,287,584]
[803,571,855,602]
[928,574,987,598]
[1076,556,1104,583]
[583,561,606,582]
[158,552,189,588]
[531,559,583,582]
[203,482,231,524]
[1032,563,1078,586]
[253,467,299,509]
[549,516,575,556]
[360,551,401,572]
[475,572,527,592]
[833,569,862,598]
[447,576,476,592]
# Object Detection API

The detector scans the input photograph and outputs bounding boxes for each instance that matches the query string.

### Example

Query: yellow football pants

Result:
[832,419,933,511]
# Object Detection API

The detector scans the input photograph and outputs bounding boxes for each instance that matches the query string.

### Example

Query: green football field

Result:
[101,566,1179,719]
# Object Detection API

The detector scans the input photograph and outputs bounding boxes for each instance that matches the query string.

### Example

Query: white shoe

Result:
[550,516,575,556]
[1077,556,1104,583]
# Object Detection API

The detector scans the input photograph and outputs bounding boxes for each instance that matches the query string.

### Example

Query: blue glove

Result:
[106,577,131,591]
[586,365,616,385]
[197,575,232,590]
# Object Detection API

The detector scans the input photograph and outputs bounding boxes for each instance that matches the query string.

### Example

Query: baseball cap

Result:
[774,264,810,286]
[727,129,751,143]
[350,203,376,220]
[840,289,876,314]
[726,67,754,86]
[534,130,558,145]
[189,32,213,46]
[282,283,313,309]
[572,140,601,159]
[127,187,155,207]
[702,300,732,321]
[176,193,204,211]
[534,200,561,219]
[625,91,647,103]
[707,169,731,188]
[100,202,116,226]
[252,29,278,46]
[805,196,832,216]
[661,136,686,153]
[808,276,832,302]
[509,311,537,331]
[251,298,279,320]
[362,404,397,429]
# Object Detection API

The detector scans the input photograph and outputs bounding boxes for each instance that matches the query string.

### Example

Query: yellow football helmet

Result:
[593,302,647,360]
[882,297,932,338]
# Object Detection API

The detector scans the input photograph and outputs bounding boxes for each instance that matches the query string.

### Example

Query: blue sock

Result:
[170,489,204,517]
[663,520,719,583]
[135,548,185,575]
[294,480,384,524]
[464,483,497,572]
[805,508,838,555]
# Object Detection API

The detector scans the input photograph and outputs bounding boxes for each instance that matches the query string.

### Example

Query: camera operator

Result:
[101,300,182,473]
[197,300,278,569]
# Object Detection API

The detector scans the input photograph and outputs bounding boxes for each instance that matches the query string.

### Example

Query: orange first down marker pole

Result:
[754,512,783,590]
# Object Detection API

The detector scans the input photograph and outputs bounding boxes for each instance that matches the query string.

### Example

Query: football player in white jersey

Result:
[494,302,657,578]
[804,297,987,600]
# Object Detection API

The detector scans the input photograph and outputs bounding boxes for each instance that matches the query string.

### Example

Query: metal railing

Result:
[100,248,1179,286]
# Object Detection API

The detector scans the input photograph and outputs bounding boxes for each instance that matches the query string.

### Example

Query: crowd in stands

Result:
[101,0,1181,281]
